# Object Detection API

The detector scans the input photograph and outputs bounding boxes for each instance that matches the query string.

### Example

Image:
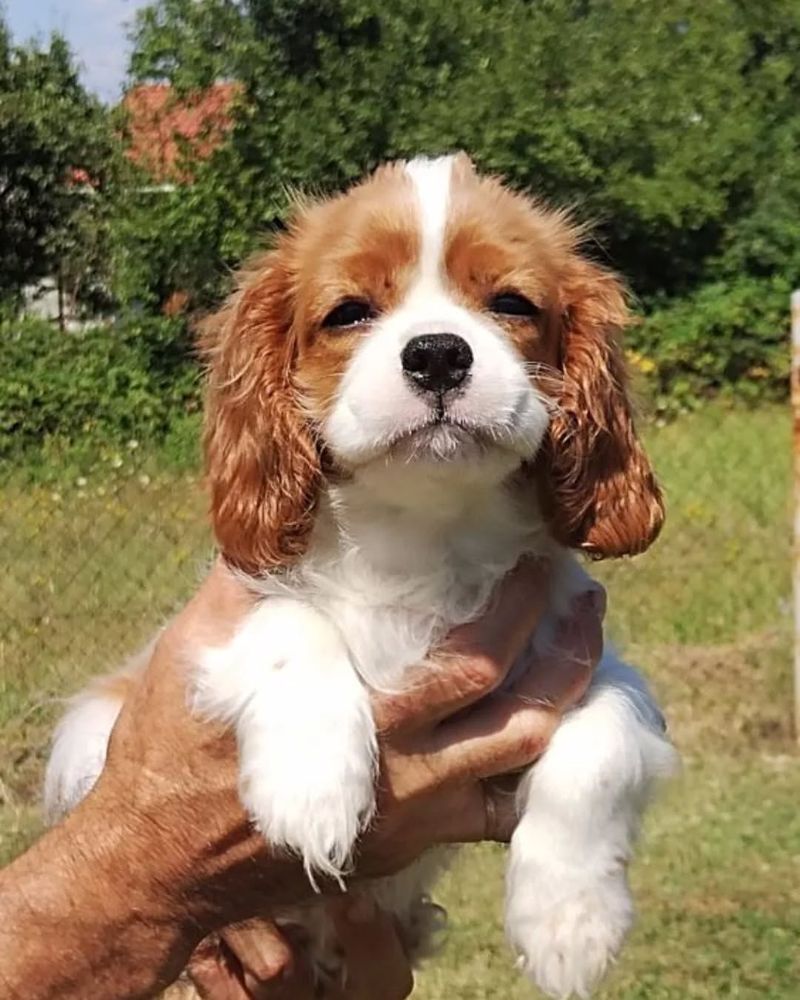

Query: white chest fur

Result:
[241,470,571,689]
[194,467,675,998]
[43,460,675,1000]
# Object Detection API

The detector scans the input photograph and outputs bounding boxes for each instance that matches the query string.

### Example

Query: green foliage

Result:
[0,316,201,458]
[124,0,795,288]
[111,182,243,310]
[0,0,793,420]
[0,22,118,301]
[629,277,791,414]
[116,0,800,410]
[129,0,246,91]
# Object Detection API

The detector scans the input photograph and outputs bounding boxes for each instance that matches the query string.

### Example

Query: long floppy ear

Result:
[541,259,664,558]
[201,249,321,575]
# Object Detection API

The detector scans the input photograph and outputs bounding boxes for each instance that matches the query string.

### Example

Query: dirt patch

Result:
[632,629,795,754]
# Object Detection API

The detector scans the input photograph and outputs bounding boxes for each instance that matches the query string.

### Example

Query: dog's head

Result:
[202,154,663,574]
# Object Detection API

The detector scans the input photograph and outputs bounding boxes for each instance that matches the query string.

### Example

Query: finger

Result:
[507,592,603,707]
[423,594,604,783]
[426,694,561,781]
[188,935,250,1000]
[330,897,414,1000]
[420,777,521,845]
[477,775,522,843]
[375,557,552,732]
[220,920,298,999]
[445,557,554,666]
[481,776,523,842]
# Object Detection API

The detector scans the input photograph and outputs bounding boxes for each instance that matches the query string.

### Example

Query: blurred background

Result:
[0,1,797,996]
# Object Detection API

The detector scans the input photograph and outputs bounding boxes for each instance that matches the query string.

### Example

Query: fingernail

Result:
[574,586,606,620]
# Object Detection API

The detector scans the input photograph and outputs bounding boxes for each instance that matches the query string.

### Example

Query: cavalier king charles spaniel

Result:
[45,154,677,998]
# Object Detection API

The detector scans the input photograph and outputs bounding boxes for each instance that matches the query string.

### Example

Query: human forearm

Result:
[0,794,197,1000]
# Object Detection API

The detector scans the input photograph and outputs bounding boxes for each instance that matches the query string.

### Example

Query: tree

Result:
[125,0,799,342]
[0,21,117,305]
[130,0,247,91]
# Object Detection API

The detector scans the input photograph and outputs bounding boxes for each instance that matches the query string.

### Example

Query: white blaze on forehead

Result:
[323,153,550,471]
[404,155,455,289]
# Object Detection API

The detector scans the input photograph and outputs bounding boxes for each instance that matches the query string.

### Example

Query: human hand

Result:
[92,556,601,937]
[182,563,603,1000]
[188,898,412,999]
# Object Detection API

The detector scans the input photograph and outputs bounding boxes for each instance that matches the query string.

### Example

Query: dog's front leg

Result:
[195,598,376,884]
[505,655,677,998]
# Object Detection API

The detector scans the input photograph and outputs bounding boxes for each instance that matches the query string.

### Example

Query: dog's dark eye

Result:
[488,292,540,318]
[322,299,374,329]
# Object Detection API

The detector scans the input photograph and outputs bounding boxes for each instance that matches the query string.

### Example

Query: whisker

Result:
[522,360,562,381]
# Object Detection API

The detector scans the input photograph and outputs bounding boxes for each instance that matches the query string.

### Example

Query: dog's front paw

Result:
[194,600,379,885]
[506,864,633,999]
[240,743,376,883]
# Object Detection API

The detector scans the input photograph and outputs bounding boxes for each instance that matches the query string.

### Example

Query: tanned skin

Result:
[0,559,600,1000]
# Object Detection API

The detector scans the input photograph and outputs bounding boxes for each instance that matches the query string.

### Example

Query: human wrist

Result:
[89,751,316,934]
[72,773,213,949]
[74,784,202,933]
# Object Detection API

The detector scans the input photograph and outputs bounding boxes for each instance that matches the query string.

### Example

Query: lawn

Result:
[1,404,798,998]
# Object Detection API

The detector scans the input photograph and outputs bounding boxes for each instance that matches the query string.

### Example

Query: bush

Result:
[628,276,791,415]
[0,315,202,457]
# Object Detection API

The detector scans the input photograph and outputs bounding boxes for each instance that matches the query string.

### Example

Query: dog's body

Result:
[45,155,677,998]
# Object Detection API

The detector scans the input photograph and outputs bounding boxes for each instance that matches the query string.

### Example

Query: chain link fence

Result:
[0,455,211,812]
[0,401,793,850]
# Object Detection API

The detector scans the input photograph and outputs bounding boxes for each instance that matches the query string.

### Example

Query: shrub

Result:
[0,315,202,457]
[628,276,791,415]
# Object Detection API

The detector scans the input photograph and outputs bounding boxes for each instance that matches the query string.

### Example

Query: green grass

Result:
[597,404,791,648]
[417,757,800,1000]
[0,461,211,807]
[1,403,798,997]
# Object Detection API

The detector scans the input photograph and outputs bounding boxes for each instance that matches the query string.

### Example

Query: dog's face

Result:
[203,154,663,574]
[301,156,558,471]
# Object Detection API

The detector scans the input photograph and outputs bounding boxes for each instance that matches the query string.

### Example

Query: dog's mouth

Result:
[386,415,495,462]
[334,392,540,470]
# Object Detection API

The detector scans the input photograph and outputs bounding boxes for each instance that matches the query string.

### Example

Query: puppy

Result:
[45,154,677,998]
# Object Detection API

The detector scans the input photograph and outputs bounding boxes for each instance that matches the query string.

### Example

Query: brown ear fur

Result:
[542,260,664,558]
[201,249,321,575]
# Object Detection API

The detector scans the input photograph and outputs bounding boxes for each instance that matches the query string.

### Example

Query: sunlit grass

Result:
[1,403,797,996]
[597,405,791,647]
[0,465,212,802]
[416,758,800,1000]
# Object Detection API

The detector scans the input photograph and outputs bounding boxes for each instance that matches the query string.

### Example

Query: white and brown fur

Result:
[45,154,677,999]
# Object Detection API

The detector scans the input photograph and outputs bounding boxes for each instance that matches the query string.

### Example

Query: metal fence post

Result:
[792,289,800,743]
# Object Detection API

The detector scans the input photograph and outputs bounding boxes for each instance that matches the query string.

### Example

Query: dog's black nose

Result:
[401,334,473,394]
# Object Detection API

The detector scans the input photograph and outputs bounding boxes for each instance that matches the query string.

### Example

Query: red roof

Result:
[69,167,94,187]
[121,82,239,182]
